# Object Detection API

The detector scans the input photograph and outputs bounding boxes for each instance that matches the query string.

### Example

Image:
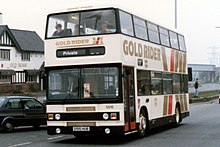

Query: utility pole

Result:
[208,45,220,66]
[175,0,177,29]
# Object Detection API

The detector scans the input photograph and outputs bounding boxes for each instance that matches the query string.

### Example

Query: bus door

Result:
[123,66,136,132]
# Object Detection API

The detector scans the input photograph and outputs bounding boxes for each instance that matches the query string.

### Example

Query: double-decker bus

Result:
[45,4,189,138]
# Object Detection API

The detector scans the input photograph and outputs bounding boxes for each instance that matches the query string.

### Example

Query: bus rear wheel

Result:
[174,105,181,127]
[138,110,148,138]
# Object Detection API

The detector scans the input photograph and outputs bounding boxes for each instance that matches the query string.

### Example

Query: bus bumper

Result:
[47,126,125,136]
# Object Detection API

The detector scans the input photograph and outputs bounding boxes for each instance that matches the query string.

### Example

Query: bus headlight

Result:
[56,128,61,134]
[103,113,109,120]
[55,114,61,120]
[105,128,111,134]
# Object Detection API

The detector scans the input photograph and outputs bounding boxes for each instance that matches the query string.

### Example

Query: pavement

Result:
[189,95,218,103]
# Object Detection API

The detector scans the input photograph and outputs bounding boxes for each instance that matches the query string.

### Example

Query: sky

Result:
[0,0,220,65]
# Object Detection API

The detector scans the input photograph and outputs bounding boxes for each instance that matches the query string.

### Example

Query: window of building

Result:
[133,17,148,40]
[137,70,150,96]
[21,52,30,61]
[12,72,26,83]
[0,49,10,61]
[0,75,11,83]
[26,75,37,83]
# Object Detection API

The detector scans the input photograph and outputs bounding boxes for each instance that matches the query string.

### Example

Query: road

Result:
[1,99,220,147]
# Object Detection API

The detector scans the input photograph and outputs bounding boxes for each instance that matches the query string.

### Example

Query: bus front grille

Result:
[67,122,96,126]
[66,106,96,112]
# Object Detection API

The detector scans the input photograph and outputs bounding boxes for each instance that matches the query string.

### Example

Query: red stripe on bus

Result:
[130,122,136,130]
[124,123,129,132]
[170,50,174,72]
[168,95,173,115]
[96,37,100,44]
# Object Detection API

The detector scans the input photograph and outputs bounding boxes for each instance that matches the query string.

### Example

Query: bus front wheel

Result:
[138,110,148,138]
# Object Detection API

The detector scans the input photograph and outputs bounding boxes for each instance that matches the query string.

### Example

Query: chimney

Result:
[0,12,2,24]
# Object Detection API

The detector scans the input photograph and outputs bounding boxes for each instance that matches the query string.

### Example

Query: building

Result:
[188,64,216,83]
[0,25,44,94]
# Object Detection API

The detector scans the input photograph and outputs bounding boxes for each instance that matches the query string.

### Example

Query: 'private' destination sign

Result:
[56,47,105,58]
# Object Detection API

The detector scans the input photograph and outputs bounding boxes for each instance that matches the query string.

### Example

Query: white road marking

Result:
[47,135,63,140]
[9,142,32,147]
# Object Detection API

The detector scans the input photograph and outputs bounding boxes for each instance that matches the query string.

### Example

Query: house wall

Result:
[0,45,44,94]
[0,46,44,71]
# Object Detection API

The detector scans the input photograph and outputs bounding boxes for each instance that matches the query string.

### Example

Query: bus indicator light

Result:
[48,114,54,120]
[111,113,117,119]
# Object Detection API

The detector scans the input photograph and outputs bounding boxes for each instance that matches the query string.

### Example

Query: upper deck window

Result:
[119,10,134,36]
[133,16,148,40]
[159,27,170,47]
[178,34,186,51]
[169,31,179,49]
[147,22,160,44]
[46,9,116,38]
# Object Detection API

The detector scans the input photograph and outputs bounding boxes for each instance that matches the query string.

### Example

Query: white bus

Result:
[45,4,189,138]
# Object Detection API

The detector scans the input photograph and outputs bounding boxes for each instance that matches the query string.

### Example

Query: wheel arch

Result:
[139,106,149,121]
[1,117,14,126]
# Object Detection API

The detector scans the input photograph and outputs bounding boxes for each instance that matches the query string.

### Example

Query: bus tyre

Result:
[138,110,148,138]
[174,106,181,127]
[3,120,14,132]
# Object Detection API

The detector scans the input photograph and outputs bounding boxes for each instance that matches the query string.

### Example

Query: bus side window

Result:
[119,10,134,36]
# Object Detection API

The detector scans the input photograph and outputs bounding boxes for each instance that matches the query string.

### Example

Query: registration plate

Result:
[73,127,90,131]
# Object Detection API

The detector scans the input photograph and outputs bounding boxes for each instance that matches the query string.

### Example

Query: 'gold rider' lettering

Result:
[55,39,89,46]
[123,40,161,61]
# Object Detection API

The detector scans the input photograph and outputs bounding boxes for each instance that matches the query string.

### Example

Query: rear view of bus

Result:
[45,5,189,138]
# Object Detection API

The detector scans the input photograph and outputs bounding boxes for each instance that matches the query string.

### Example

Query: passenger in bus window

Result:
[100,21,111,33]
[73,24,79,35]
[52,23,65,37]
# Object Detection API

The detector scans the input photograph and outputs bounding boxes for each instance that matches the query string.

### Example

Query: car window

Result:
[0,97,5,107]
[23,99,43,109]
[6,99,22,109]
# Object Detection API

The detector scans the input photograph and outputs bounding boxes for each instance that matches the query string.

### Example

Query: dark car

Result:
[0,96,46,132]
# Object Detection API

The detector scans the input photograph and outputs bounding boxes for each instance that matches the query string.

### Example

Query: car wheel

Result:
[138,109,148,138]
[3,120,14,132]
